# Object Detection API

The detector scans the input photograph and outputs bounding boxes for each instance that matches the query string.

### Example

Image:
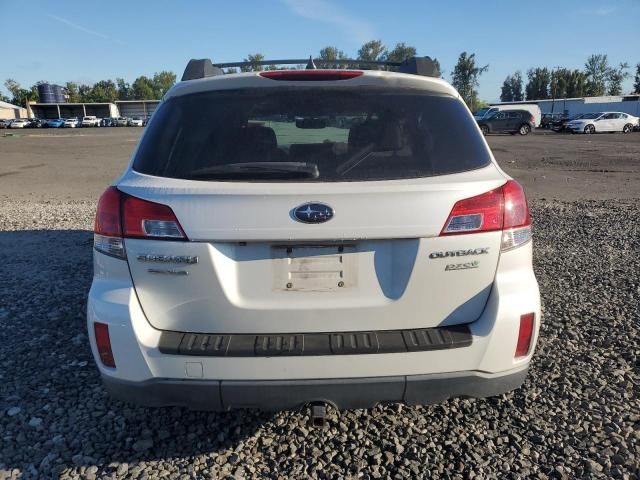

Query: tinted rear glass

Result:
[133,87,491,182]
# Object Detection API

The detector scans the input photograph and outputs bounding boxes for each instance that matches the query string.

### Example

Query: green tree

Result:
[525,67,551,100]
[116,78,130,100]
[549,68,569,100]
[131,76,155,100]
[3,79,37,107]
[606,62,630,96]
[224,68,238,74]
[385,42,417,64]
[152,71,176,98]
[451,52,488,108]
[564,70,587,98]
[634,64,640,94]
[4,79,21,98]
[317,46,348,69]
[510,71,524,101]
[584,54,610,96]
[241,53,265,72]
[78,84,93,102]
[357,40,387,69]
[88,80,118,102]
[500,71,524,102]
[65,82,81,102]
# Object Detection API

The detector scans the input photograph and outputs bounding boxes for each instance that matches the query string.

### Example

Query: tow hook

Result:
[309,402,328,428]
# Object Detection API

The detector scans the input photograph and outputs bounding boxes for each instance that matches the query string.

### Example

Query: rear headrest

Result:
[348,123,376,150]
[241,125,277,151]
[348,121,404,151]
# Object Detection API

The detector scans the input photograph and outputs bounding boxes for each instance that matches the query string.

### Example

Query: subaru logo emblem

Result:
[292,202,334,224]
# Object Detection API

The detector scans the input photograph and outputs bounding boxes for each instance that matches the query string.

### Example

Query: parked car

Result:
[0,119,12,128]
[128,116,144,127]
[9,119,30,128]
[477,110,536,135]
[81,116,101,127]
[45,118,66,128]
[115,117,129,127]
[100,117,116,127]
[28,118,47,128]
[63,118,79,128]
[89,57,540,412]
[551,113,588,132]
[565,111,639,134]
[540,112,563,129]
[474,104,542,128]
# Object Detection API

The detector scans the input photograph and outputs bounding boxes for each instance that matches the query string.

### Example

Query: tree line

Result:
[2,71,177,107]
[501,54,640,102]
[228,42,489,110]
[4,42,639,110]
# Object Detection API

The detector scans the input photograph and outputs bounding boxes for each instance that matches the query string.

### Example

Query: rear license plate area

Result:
[272,244,357,291]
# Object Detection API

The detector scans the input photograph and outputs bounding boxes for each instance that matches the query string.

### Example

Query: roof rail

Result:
[181,56,440,81]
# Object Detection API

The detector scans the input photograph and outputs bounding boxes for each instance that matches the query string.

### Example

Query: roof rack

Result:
[181,56,440,81]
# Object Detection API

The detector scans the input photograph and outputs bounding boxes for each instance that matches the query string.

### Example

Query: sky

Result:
[1,0,639,102]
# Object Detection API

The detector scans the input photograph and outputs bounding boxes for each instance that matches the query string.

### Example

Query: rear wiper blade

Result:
[189,162,319,179]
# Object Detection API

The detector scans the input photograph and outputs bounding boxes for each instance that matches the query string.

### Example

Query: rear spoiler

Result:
[181,56,440,81]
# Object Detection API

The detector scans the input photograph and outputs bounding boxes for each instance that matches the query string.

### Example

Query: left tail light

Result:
[440,180,532,251]
[94,322,116,368]
[94,186,187,259]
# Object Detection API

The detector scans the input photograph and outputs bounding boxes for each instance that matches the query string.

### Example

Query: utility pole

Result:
[550,66,561,116]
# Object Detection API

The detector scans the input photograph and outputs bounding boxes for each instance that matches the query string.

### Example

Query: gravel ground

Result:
[1,199,639,479]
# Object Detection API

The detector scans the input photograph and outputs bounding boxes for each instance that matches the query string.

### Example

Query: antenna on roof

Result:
[305,56,317,70]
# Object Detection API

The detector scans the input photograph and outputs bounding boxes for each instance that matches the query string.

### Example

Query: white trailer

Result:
[495,95,640,119]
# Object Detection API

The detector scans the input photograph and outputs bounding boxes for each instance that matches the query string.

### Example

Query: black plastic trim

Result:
[101,367,529,411]
[158,325,472,357]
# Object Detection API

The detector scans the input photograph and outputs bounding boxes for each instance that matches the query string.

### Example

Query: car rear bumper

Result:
[88,239,540,410]
[101,367,529,411]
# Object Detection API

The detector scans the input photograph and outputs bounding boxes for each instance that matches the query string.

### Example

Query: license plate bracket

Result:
[272,244,357,291]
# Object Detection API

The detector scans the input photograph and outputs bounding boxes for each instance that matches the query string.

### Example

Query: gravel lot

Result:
[1,129,639,479]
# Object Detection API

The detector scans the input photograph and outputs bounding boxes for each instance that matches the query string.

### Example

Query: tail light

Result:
[441,180,532,251]
[94,187,186,258]
[94,322,116,367]
[515,313,535,358]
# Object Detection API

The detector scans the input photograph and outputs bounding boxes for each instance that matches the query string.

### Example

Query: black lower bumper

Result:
[102,368,529,411]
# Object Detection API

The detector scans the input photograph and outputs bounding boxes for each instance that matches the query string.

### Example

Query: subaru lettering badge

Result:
[292,202,334,224]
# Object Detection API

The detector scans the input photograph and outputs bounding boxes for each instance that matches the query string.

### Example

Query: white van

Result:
[475,104,542,128]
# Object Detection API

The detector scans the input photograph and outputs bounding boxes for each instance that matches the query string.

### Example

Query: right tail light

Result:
[441,180,532,251]
[94,187,187,259]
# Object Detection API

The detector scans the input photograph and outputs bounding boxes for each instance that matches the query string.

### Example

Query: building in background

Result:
[0,100,28,119]
[495,95,640,118]
[27,99,160,119]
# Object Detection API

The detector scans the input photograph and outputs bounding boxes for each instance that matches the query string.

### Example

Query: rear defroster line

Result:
[157,324,472,357]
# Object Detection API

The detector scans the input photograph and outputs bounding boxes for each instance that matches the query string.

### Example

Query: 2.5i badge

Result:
[445,261,480,271]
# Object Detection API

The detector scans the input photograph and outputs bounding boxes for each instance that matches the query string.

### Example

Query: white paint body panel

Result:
[87,69,541,394]
[88,240,540,381]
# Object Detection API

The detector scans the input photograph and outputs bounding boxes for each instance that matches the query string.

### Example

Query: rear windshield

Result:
[133,87,491,182]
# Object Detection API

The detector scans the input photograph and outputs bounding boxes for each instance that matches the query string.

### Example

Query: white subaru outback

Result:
[88,57,541,412]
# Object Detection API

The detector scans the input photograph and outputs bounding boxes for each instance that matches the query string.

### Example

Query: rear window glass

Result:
[133,87,491,182]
